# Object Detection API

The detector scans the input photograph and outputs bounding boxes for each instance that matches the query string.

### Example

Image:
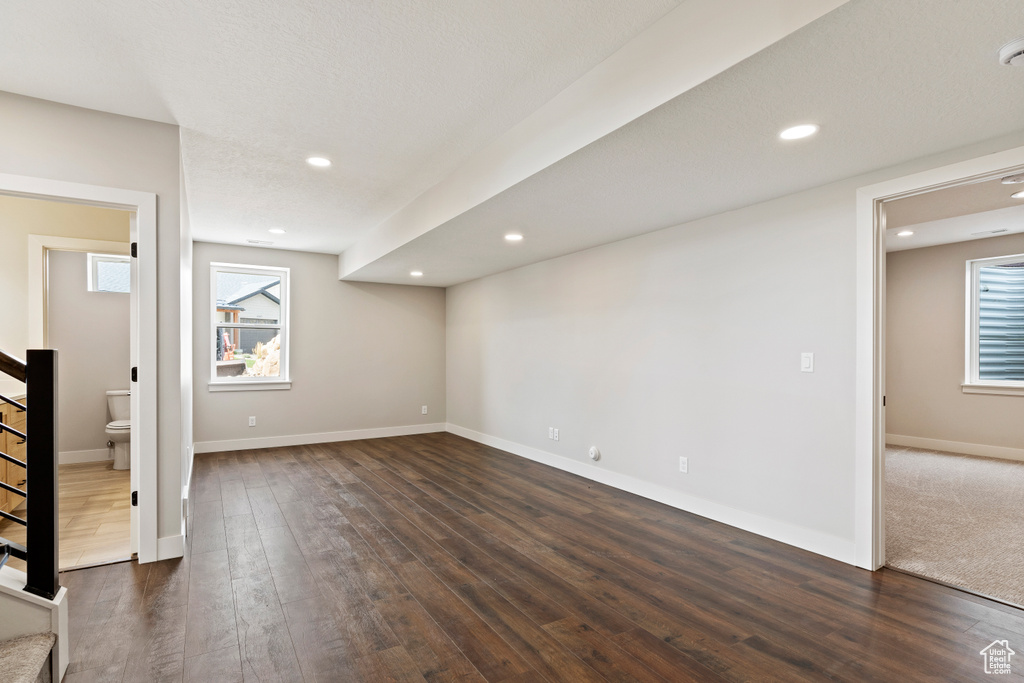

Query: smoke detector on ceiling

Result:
[1000,38,1024,66]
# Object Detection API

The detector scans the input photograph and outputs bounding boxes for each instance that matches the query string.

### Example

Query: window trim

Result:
[209,262,291,391]
[964,252,1024,396]
[87,252,131,293]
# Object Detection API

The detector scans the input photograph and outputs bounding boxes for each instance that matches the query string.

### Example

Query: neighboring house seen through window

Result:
[965,253,1024,394]
[210,262,290,391]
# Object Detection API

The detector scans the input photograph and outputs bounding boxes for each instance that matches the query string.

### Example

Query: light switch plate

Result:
[801,352,814,373]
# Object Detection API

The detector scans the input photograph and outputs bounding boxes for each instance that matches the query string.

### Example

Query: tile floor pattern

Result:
[0,460,131,572]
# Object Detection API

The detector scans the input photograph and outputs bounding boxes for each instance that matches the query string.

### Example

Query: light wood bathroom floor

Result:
[0,460,131,571]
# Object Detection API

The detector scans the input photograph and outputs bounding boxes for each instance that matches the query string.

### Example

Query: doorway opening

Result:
[851,144,1024,602]
[0,197,135,571]
[881,175,1024,607]
[0,172,158,564]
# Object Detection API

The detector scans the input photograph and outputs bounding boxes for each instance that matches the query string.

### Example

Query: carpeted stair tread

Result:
[0,632,54,683]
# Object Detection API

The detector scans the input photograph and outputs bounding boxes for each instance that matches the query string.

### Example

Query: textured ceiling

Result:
[885,174,1024,229]
[348,0,1024,286]
[0,0,680,252]
[886,204,1024,253]
[5,0,1024,287]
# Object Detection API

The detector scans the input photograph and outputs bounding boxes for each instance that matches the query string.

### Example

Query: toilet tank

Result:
[106,390,131,421]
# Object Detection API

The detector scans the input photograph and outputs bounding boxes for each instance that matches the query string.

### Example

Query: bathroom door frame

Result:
[2,173,158,564]
[30,235,135,558]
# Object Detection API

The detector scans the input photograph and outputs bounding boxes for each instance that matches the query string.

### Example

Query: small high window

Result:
[87,253,130,293]
[210,263,290,391]
[965,253,1024,394]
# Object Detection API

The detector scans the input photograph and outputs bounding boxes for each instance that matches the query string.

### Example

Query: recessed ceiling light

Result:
[268,228,286,235]
[306,156,331,168]
[779,124,819,140]
[897,230,914,237]
[1013,190,1024,199]
[505,233,523,242]
[1000,173,1024,184]
[410,271,423,277]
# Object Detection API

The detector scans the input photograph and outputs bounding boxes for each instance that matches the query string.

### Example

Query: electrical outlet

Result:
[679,457,688,473]
[248,416,256,427]
[421,405,428,415]
[548,427,554,439]
[553,428,559,441]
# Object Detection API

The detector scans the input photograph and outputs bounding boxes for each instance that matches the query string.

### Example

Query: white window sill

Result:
[962,383,1024,397]
[209,380,292,392]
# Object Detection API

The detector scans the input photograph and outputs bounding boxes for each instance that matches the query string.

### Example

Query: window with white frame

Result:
[965,253,1024,393]
[210,263,290,390]
[87,253,131,293]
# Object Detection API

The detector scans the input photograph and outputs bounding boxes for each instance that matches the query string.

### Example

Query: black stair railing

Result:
[0,348,59,600]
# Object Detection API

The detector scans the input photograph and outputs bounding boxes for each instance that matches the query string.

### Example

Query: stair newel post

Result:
[24,349,59,600]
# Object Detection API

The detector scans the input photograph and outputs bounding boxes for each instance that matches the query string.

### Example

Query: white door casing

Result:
[5,173,159,564]
[854,145,1024,570]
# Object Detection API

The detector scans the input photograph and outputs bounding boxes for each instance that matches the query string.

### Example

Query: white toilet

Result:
[105,389,131,470]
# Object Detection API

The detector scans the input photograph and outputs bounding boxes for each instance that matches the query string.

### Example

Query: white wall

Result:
[47,250,130,457]
[446,131,1024,564]
[886,233,1024,454]
[193,242,446,451]
[0,91,187,541]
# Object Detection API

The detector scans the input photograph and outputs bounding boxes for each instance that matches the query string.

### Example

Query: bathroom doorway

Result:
[48,245,133,569]
[0,194,136,570]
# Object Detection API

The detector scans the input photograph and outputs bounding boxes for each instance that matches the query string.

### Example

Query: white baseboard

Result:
[156,534,184,561]
[885,434,1024,463]
[59,448,111,464]
[445,423,857,566]
[193,422,447,454]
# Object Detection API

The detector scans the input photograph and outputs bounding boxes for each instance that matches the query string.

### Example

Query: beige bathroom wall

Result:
[0,195,129,399]
[47,250,130,457]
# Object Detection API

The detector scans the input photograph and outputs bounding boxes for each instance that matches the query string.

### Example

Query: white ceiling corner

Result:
[885,204,1024,253]
[337,0,851,280]
[343,0,1024,287]
[4,0,1024,288]
[0,0,682,250]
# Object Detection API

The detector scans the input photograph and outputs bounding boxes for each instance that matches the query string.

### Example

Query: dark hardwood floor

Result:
[59,433,1024,681]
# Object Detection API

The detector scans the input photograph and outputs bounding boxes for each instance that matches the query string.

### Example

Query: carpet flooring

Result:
[0,632,54,683]
[886,445,1024,607]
